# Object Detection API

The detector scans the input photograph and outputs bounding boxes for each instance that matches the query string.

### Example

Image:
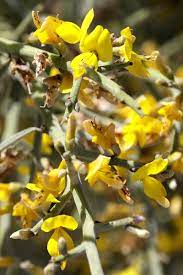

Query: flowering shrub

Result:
[0,4,182,275]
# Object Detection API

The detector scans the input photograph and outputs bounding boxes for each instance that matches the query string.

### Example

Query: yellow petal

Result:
[71,52,98,78]
[133,158,168,181]
[41,215,78,232]
[47,228,74,270]
[127,52,149,77]
[120,27,135,43]
[97,29,112,62]
[138,94,157,115]
[34,29,49,44]
[86,155,111,185]
[143,176,170,208]
[26,183,41,192]
[81,25,103,52]
[146,158,168,176]
[46,194,60,203]
[123,132,137,149]
[0,188,9,202]
[0,205,12,215]
[56,22,81,44]
[47,228,60,257]
[34,16,61,44]
[81,9,94,33]
[60,73,73,93]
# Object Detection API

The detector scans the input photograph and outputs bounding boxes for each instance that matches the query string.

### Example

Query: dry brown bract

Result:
[42,74,62,108]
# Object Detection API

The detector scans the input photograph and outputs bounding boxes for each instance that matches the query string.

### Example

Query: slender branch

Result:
[29,113,42,182]
[95,217,134,234]
[53,243,85,263]
[0,127,41,152]
[86,69,142,115]
[64,152,104,275]
[0,38,63,68]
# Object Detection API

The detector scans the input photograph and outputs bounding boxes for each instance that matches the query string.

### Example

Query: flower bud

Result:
[126,226,150,239]
[10,228,34,240]
[58,237,67,255]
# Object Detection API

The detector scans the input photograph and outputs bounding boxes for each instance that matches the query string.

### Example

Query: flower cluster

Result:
[32,9,157,79]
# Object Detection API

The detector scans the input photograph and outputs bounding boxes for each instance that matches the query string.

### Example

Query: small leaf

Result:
[0,127,41,152]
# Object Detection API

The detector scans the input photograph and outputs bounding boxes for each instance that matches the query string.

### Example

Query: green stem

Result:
[29,113,42,182]
[0,127,41,152]
[0,38,62,68]
[64,77,82,118]
[53,242,85,263]
[64,154,104,275]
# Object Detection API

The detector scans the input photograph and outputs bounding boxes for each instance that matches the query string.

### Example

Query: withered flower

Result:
[32,52,50,77]
[42,74,62,108]
[10,58,34,94]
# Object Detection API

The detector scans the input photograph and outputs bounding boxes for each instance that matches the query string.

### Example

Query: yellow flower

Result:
[41,215,78,270]
[168,152,183,173]
[71,52,98,79]
[32,11,81,45]
[137,94,158,115]
[41,133,53,155]
[0,205,12,215]
[26,160,66,204]
[118,27,157,77]
[121,116,165,149]
[158,102,183,122]
[24,132,53,155]
[13,193,40,228]
[83,120,117,152]
[80,9,112,61]
[50,67,95,107]
[119,27,136,61]
[0,183,21,216]
[86,155,124,189]
[132,158,169,207]
[0,183,20,202]
[71,9,112,78]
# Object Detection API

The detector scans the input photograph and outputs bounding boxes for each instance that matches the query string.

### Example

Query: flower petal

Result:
[143,176,170,208]
[56,22,81,44]
[97,29,112,62]
[47,228,74,270]
[86,155,111,185]
[41,215,78,232]
[47,228,60,257]
[133,158,168,181]
[81,9,94,33]
[71,52,98,78]
[26,183,41,192]
[81,25,103,52]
